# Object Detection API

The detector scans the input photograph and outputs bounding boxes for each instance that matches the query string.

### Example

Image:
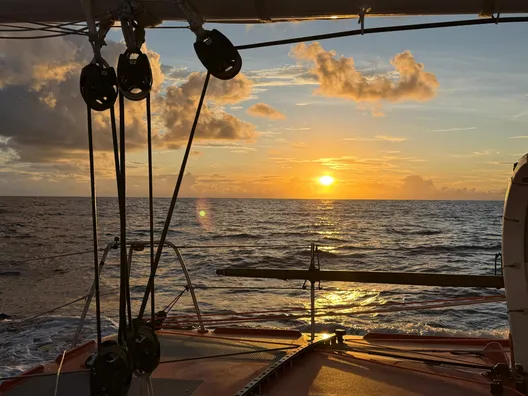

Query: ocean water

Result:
[0,197,507,377]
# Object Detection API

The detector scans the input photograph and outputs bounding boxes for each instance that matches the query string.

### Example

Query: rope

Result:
[162,295,505,327]
[156,330,299,346]
[325,350,526,396]
[162,294,505,322]
[163,287,187,315]
[137,72,211,321]
[86,105,102,347]
[173,244,312,249]
[147,93,156,327]
[53,351,66,396]
[159,345,297,364]
[235,16,528,51]
[336,340,494,370]
[117,91,131,343]
[3,250,95,265]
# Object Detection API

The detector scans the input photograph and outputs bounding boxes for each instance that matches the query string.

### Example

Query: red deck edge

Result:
[54,340,96,364]
[213,327,302,338]
[0,365,44,393]
[363,332,510,346]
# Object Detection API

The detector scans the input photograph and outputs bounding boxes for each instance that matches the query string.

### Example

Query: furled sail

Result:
[0,0,527,24]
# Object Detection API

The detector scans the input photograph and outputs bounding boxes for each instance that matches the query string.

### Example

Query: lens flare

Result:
[196,199,213,231]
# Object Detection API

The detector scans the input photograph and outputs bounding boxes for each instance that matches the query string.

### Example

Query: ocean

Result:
[0,197,507,377]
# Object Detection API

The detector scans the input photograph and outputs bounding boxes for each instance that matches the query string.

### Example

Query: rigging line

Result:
[235,16,528,50]
[146,93,155,327]
[162,294,505,320]
[0,32,87,39]
[163,287,187,314]
[18,295,90,324]
[117,91,129,343]
[173,243,312,249]
[330,347,492,370]
[159,345,298,364]
[53,351,66,396]
[332,340,495,369]
[3,249,95,264]
[137,72,211,321]
[0,15,90,34]
[164,296,507,325]
[0,24,85,33]
[110,107,122,186]
[86,106,103,348]
[0,19,88,32]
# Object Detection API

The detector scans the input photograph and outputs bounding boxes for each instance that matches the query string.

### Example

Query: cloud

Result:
[0,35,258,167]
[158,72,258,149]
[344,135,407,143]
[508,136,528,139]
[246,103,286,120]
[245,65,317,87]
[290,43,439,111]
[431,127,476,132]
[397,175,503,200]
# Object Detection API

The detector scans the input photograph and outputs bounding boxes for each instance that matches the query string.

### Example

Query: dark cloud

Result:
[0,36,257,167]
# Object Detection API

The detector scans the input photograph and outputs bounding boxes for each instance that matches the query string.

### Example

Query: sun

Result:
[319,176,335,186]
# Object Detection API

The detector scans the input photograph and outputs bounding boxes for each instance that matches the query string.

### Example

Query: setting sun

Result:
[319,176,335,186]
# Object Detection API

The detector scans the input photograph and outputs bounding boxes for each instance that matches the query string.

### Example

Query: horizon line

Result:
[0,195,504,201]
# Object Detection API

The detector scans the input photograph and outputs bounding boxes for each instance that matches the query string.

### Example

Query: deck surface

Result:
[0,329,518,396]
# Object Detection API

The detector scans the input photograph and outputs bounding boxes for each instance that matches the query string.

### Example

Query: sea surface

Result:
[0,197,507,377]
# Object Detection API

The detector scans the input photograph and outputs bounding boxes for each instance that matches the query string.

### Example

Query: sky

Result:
[1,15,528,199]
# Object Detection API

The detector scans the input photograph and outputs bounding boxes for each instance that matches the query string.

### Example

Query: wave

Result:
[211,233,261,239]
[386,227,443,236]
[404,243,501,254]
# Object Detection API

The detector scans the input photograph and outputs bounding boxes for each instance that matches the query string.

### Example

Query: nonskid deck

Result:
[0,328,518,396]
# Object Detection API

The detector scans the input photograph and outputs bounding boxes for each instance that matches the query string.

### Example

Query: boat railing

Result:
[156,242,505,342]
[72,238,207,346]
[12,240,505,347]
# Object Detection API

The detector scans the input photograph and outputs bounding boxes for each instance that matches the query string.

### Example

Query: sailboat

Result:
[1,0,528,395]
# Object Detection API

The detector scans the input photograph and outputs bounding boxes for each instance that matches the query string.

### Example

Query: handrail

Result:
[72,239,207,346]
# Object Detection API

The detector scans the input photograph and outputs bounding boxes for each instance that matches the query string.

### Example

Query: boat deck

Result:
[0,328,519,396]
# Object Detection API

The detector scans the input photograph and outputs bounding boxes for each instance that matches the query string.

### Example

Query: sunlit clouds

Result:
[246,103,286,120]
[290,42,439,115]
[0,22,522,199]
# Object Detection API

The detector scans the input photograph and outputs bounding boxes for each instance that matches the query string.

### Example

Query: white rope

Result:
[53,351,66,396]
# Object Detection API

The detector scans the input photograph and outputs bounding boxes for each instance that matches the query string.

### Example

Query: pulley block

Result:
[80,64,119,112]
[89,340,133,396]
[129,319,161,376]
[117,50,153,101]
[194,29,242,80]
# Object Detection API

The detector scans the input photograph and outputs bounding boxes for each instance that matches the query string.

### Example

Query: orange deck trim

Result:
[364,333,509,346]
[213,327,302,338]
[0,365,45,393]
[53,340,96,365]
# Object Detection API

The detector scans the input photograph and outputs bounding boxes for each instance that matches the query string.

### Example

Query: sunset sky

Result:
[1,16,528,199]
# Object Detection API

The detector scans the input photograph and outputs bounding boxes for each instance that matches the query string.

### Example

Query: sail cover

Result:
[0,0,527,24]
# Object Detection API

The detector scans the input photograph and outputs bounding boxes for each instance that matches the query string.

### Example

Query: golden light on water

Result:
[199,210,206,217]
[319,175,335,186]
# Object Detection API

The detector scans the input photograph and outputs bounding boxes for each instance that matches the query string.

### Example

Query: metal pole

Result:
[71,242,114,347]
[170,244,207,333]
[310,280,315,342]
